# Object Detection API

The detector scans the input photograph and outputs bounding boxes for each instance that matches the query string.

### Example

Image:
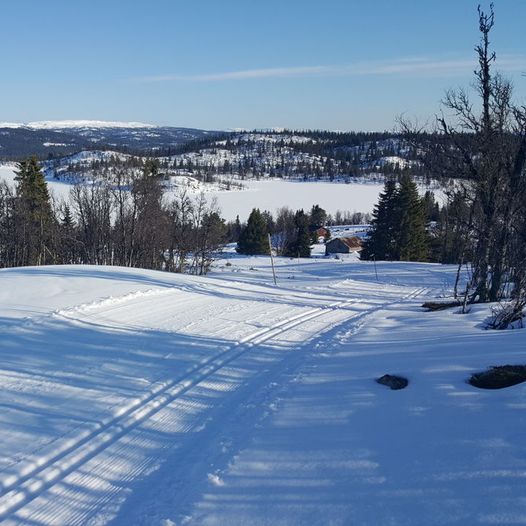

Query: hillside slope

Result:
[0,121,214,159]
[0,258,523,525]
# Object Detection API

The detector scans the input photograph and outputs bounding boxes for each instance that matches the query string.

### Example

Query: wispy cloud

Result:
[136,55,526,83]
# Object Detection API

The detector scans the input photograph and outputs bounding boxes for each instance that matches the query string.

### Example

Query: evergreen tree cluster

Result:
[236,203,334,258]
[361,175,429,262]
[164,132,422,182]
[236,209,269,255]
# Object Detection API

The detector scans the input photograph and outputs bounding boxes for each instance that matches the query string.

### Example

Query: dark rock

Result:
[376,374,409,390]
[422,300,461,311]
[468,365,526,389]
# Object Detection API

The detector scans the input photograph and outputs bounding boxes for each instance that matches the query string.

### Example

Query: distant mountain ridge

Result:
[0,121,219,159]
[0,120,158,129]
[0,122,426,183]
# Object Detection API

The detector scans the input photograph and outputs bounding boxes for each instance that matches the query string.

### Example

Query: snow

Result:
[0,120,156,129]
[201,179,383,220]
[327,223,371,239]
[0,162,384,217]
[0,255,524,525]
[377,154,414,169]
[52,150,132,163]
[172,284,526,526]
[0,164,74,202]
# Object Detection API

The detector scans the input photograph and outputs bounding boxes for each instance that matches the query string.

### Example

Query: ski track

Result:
[0,273,426,525]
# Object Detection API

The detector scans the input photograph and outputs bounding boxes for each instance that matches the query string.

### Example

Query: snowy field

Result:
[204,179,383,221]
[0,252,524,525]
[0,163,445,221]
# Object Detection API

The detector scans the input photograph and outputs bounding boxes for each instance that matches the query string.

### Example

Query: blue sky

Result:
[1,0,525,130]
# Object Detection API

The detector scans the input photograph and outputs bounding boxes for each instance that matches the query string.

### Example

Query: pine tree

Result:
[236,208,269,255]
[60,204,78,264]
[309,204,327,243]
[285,209,311,258]
[143,158,160,178]
[361,179,399,260]
[14,156,55,266]
[422,191,440,222]
[309,204,327,229]
[227,215,242,243]
[396,175,429,261]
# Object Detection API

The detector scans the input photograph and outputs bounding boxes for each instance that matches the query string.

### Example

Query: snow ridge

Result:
[0,120,156,130]
[55,288,178,318]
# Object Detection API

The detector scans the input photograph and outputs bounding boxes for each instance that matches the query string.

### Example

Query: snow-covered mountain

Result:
[161,131,418,180]
[0,120,157,129]
[35,129,421,187]
[0,124,424,189]
[0,121,218,159]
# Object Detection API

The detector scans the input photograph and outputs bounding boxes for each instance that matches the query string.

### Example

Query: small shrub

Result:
[486,302,525,330]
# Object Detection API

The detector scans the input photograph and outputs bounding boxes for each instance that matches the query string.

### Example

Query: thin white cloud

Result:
[137,55,526,83]
[144,65,330,82]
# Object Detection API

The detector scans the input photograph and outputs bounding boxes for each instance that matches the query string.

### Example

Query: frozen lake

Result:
[202,179,383,220]
[0,164,383,221]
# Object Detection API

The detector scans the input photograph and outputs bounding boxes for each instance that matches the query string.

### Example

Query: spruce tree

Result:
[309,204,327,229]
[285,209,311,258]
[60,204,78,264]
[236,208,269,255]
[396,175,429,261]
[361,179,399,260]
[309,204,328,243]
[14,156,55,266]
[234,215,241,239]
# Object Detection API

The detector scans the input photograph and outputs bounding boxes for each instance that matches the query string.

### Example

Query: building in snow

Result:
[310,226,330,242]
[325,236,363,255]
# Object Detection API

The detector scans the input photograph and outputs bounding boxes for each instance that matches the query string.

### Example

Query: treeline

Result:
[167,133,422,181]
[49,143,417,191]
[0,158,227,274]
[141,134,229,158]
[48,153,244,192]
[232,204,339,258]
[0,128,92,161]
[42,130,433,185]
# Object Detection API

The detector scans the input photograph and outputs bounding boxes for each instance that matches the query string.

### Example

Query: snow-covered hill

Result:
[161,131,419,181]
[0,120,157,129]
[0,124,421,182]
[0,258,524,525]
[0,122,215,159]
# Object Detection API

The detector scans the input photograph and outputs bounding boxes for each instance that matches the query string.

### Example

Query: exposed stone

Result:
[376,374,409,390]
[422,300,461,311]
[469,365,526,389]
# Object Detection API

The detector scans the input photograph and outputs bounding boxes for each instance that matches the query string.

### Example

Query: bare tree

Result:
[71,182,113,265]
[401,4,526,309]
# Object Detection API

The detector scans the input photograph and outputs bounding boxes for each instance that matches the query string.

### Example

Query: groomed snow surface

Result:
[0,253,524,525]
